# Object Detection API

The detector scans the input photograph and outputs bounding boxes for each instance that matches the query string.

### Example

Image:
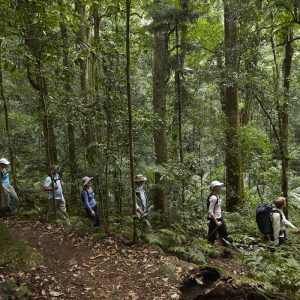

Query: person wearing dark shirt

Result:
[81,176,100,227]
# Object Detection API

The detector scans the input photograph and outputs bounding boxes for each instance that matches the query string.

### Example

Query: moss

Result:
[0,278,31,300]
[0,220,44,270]
[154,264,181,283]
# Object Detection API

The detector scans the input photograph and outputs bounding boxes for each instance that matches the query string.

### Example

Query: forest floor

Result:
[0,217,249,300]
[1,217,185,300]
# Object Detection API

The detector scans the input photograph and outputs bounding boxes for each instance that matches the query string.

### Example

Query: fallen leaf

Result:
[195,277,203,285]
[49,290,63,297]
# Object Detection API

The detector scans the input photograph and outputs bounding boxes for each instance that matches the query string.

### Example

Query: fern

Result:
[143,232,170,249]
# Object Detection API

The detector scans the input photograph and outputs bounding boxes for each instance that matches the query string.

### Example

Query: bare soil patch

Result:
[1,218,181,300]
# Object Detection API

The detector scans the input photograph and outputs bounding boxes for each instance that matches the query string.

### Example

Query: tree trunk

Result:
[126,0,137,242]
[0,39,16,186]
[21,0,58,167]
[175,19,185,204]
[223,1,243,211]
[152,0,169,219]
[281,26,293,217]
[59,0,79,203]
[75,0,93,166]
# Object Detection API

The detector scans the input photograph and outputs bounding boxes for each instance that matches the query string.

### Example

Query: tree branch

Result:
[277,36,300,46]
[253,93,281,146]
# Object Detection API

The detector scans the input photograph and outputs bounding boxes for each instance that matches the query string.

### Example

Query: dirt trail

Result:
[2,218,181,300]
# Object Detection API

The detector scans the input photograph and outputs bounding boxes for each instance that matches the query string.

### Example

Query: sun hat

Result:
[0,158,10,165]
[135,174,147,182]
[50,164,61,172]
[82,176,93,186]
[210,180,224,189]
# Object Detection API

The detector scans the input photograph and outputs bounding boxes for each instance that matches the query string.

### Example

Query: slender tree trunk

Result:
[59,0,78,203]
[0,39,16,186]
[75,1,93,165]
[281,26,293,217]
[152,0,169,219]
[126,0,137,242]
[21,0,58,166]
[0,37,14,212]
[175,19,185,204]
[223,1,243,211]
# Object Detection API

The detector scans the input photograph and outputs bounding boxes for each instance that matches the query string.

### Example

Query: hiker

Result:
[81,176,100,227]
[207,180,228,246]
[0,158,19,213]
[271,197,299,246]
[43,165,68,220]
[135,174,148,216]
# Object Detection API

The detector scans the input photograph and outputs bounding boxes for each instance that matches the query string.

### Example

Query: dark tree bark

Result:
[21,0,58,166]
[280,26,293,216]
[75,0,94,166]
[59,0,79,203]
[126,0,137,242]
[175,18,185,204]
[0,39,16,186]
[223,0,244,211]
[152,0,169,219]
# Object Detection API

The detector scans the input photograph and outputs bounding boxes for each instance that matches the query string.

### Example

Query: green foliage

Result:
[240,246,300,297]
[0,220,44,270]
[0,278,31,300]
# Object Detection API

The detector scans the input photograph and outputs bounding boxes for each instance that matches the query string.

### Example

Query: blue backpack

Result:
[256,204,282,239]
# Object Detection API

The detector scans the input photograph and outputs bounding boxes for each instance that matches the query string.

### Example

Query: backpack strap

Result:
[207,194,219,214]
[272,209,283,221]
[53,175,61,183]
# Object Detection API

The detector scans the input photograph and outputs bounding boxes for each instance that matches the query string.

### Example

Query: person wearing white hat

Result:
[43,165,68,220]
[81,176,100,227]
[0,158,19,213]
[207,180,228,246]
[135,174,148,216]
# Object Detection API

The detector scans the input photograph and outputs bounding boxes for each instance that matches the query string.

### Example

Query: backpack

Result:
[256,204,282,238]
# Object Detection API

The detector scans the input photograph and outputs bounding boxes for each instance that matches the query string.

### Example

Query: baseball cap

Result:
[0,158,10,165]
[210,180,224,189]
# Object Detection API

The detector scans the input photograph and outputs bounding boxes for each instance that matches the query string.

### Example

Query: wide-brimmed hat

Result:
[50,164,61,172]
[82,176,93,186]
[135,174,147,182]
[210,180,224,189]
[0,158,10,165]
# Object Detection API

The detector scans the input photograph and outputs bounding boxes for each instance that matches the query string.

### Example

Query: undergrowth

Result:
[0,220,44,270]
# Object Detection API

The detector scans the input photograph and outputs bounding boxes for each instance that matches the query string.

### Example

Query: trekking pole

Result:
[221,238,239,251]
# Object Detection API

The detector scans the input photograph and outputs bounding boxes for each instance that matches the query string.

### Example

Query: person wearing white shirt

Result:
[43,164,68,220]
[271,197,298,246]
[135,174,148,216]
[207,180,228,246]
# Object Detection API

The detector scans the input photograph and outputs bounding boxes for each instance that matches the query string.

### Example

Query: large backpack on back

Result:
[256,204,282,238]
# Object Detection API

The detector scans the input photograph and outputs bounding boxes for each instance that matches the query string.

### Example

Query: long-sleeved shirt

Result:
[208,195,221,219]
[82,188,97,212]
[271,209,296,245]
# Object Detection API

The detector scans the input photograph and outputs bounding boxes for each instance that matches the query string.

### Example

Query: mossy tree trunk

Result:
[152,0,169,221]
[223,0,244,211]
